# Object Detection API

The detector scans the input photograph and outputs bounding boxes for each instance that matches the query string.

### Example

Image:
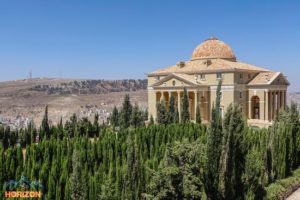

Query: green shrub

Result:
[265,167,300,200]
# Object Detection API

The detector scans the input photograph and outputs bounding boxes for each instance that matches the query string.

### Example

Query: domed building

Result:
[147,37,289,127]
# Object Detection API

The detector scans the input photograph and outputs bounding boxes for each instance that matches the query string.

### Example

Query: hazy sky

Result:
[0,0,299,91]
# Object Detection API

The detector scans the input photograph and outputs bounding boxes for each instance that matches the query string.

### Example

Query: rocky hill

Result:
[30,79,147,95]
[288,92,300,104]
[0,78,148,129]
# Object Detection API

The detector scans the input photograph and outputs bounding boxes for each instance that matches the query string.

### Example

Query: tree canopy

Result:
[1,91,300,200]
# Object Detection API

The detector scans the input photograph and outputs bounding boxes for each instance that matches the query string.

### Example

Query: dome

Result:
[191,37,236,61]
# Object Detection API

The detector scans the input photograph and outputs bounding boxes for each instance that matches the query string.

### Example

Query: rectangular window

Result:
[240,73,243,79]
[200,74,205,80]
[217,73,222,79]
[240,92,242,98]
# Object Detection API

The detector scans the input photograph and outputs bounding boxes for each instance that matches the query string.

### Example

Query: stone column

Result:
[168,91,171,109]
[278,90,281,109]
[280,90,284,109]
[280,90,282,110]
[267,91,270,121]
[275,91,277,114]
[272,91,276,120]
[194,90,198,120]
[265,90,269,121]
[160,91,163,102]
[283,90,286,110]
[280,90,283,110]
[177,91,181,121]
[155,92,159,110]
[205,91,209,121]
[270,91,273,121]
[277,91,280,114]
[187,90,192,120]
[248,97,252,119]
[260,95,265,120]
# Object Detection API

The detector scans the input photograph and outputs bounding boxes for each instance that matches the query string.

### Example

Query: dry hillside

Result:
[0,78,147,128]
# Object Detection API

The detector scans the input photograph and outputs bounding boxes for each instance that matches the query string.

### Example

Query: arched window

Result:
[172,80,176,86]
[251,96,260,119]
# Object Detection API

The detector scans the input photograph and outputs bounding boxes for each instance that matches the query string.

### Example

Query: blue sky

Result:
[0,0,299,91]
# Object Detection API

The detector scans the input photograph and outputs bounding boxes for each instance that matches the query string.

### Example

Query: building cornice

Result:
[148,68,266,77]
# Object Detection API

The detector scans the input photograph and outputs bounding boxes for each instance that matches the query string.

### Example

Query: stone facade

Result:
[147,37,289,128]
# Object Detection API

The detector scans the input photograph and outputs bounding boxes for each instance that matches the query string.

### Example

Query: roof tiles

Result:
[149,59,270,75]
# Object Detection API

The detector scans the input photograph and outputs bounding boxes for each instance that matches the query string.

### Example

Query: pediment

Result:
[270,73,290,86]
[151,73,199,88]
[248,72,290,86]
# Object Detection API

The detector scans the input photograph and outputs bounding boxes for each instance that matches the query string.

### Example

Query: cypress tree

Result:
[243,147,265,200]
[156,101,168,125]
[41,105,50,139]
[143,109,149,121]
[168,95,176,123]
[174,107,179,124]
[92,113,99,137]
[181,88,190,123]
[110,106,119,127]
[47,173,56,200]
[120,94,132,128]
[99,176,116,200]
[131,103,143,128]
[57,118,64,140]
[65,113,77,138]
[69,150,87,200]
[125,133,135,199]
[16,147,23,178]
[0,147,3,185]
[271,109,296,180]
[2,94,300,200]
[2,126,9,149]
[147,140,205,199]
[204,80,223,200]
[218,104,245,200]
[282,102,300,168]
[195,104,201,124]
[65,179,71,200]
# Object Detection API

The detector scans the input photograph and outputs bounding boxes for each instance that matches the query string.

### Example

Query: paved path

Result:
[286,187,300,200]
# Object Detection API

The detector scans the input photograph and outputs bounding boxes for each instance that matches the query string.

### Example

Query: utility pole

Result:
[29,69,32,80]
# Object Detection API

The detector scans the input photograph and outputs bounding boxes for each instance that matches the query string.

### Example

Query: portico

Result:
[154,88,210,122]
[248,88,287,125]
